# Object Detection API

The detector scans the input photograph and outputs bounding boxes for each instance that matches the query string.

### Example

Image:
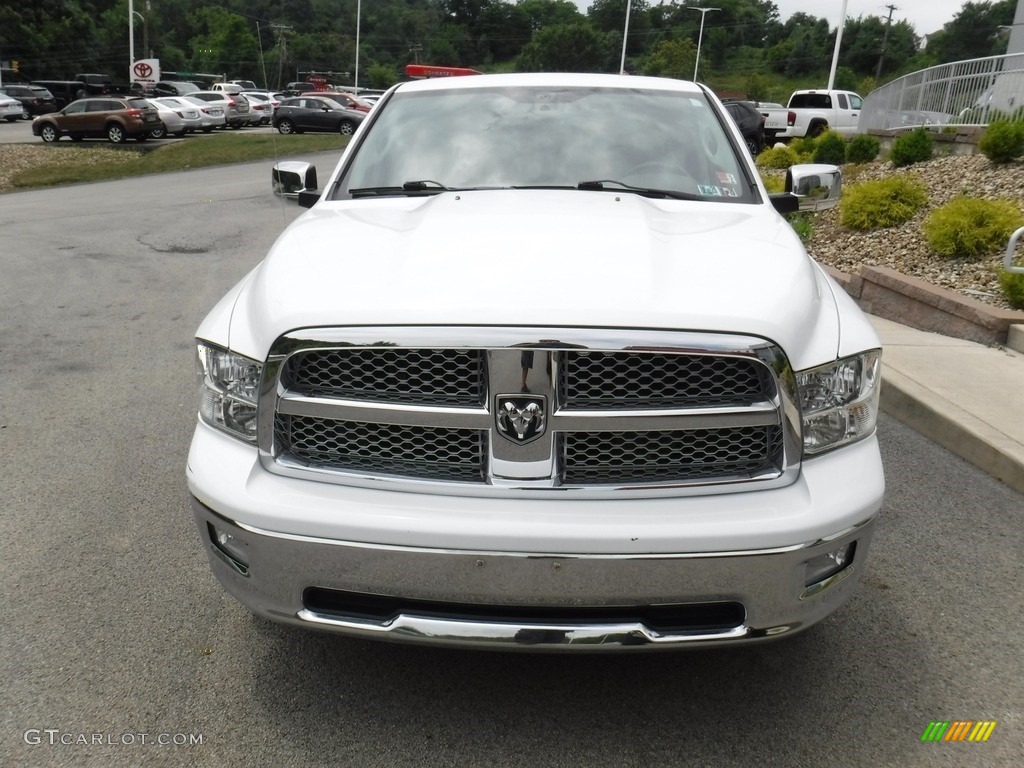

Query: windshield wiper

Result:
[349,180,453,198]
[577,179,703,201]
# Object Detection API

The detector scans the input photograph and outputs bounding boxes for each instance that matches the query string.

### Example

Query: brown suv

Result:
[31,96,161,143]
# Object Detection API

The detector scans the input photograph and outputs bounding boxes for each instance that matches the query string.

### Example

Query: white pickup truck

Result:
[189,74,884,652]
[750,100,789,144]
[777,88,863,140]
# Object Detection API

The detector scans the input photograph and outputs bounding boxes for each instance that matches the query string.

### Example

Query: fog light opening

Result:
[803,541,856,592]
[207,522,250,576]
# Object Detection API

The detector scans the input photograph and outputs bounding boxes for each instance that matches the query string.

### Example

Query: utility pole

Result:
[272,24,292,90]
[875,4,897,81]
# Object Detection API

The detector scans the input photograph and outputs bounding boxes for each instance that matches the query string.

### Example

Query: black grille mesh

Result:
[560,351,772,409]
[561,426,784,485]
[277,415,486,482]
[283,348,485,407]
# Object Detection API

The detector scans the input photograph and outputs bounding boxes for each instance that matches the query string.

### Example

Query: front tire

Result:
[277,119,295,135]
[338,120,355,136]
[40,123,59,142]
[107,123,126,144]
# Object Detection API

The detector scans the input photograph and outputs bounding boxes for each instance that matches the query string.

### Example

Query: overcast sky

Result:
[574,1,978,36]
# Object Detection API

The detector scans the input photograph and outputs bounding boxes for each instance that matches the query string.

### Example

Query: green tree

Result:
[516,22,606,72]
[643,38,697,80]
[925,0,1017,63]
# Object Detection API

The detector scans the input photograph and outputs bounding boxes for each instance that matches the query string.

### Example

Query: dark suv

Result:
[0,84,57,117]
[721,100,765,155]
[31,96,161,143]
[152,81,201,97]
[30,80,87,110]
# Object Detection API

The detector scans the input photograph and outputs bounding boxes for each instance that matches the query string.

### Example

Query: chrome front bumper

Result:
[191,496,876,651]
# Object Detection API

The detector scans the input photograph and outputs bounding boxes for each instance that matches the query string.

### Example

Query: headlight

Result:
[196,341,263,442]
[796,350,881,456]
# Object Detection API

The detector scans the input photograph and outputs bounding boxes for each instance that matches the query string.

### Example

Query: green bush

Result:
[890,128,933,167]
[839,175,928,230]
[789,136,817,161]
[788,212,813,242]
[845,134,880,164]
[756,145,799,169]
[922,197,1024,260]
[978,120,1024,164]
[999,269,1024,309]
[759,173,786,193]
[812,131,847,165]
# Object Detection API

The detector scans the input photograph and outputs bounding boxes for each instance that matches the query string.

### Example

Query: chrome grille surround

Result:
[259,327,802,499]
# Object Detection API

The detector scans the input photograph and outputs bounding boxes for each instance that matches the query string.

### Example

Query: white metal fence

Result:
[859,53,1024,131]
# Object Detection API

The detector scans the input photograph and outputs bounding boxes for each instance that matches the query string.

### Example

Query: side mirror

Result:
[272,161,318,201]
[778,164,841,214]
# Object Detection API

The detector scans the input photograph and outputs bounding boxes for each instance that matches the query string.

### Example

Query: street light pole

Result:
[619,0,633,75]
[691,7,720,81]
[128,0,135,66]
[354,0,361,91]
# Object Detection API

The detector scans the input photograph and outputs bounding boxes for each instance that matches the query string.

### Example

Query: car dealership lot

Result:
[1,163,1021,767]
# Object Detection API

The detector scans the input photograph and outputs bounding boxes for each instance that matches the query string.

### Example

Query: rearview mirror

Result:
[272,161,318,200]
[769,163,841,215]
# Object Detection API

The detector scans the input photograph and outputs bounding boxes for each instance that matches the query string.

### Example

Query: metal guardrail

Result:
[1005,227,1024,275]
[860,53,1024,132]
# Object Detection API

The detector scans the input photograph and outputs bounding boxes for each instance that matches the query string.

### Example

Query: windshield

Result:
[338,85,754,202]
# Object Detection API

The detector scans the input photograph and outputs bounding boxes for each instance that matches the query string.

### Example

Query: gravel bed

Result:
[802,153,1024,311]
[2,144,1022,309]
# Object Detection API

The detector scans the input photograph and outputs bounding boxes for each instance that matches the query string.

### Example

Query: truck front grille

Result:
[260,328,799,496]
[276,415,486,482]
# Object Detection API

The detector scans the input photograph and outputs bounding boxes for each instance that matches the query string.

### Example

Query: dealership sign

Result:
[131,59,160,87]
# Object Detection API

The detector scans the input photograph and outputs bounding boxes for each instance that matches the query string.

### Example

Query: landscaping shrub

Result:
[845,134,880,164]
[978,120,1024,164]
[890,128,933,167]
[812,131,847,165]
[759,173,786,193]
[755,145,799,169]
[788,212,813,242]
[922,197,1024,259]
[999,269,1024,309]
[789,136,817,161]
[839,175,928,230]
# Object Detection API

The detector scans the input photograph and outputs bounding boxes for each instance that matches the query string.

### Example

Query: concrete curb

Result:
[879,362,1024,496]
[827,265,1024,349]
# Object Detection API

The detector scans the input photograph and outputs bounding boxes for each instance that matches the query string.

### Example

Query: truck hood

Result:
[228,190,841,369]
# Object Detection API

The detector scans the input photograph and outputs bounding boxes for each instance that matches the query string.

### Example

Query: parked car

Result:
[31,95,161,143]
[0,84,57,118]
[283,81,318,97]
[242,91,280,121]
[73,73,114,98]
[237,93,271,125]
[148,97,203,137]
[316,91,373,113]
[189,91,251,128]
[152,81,201,98]
[30,80,87,110]
[272,96,367,135]
[721,99,765,155]
[0,92,24,122]
[191,73,881,652]
[211,82,243,94]
[229,79,259,91]
[181,95,227,131]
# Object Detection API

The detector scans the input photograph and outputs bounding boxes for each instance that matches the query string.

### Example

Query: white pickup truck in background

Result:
[750,101,789,144]
[777,89,863,140]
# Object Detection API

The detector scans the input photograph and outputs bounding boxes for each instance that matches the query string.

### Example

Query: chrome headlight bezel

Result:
[195,340,263,443]
[796,350,881,456]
